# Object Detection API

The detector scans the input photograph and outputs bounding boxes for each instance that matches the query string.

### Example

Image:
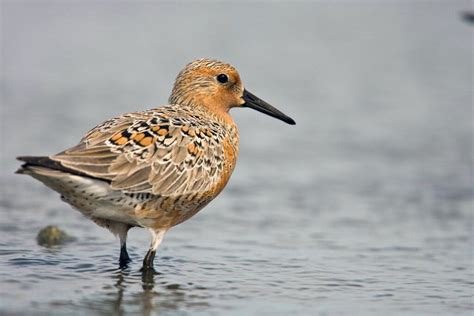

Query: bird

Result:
[16,59,295,270]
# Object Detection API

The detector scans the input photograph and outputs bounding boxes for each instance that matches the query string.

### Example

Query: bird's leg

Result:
[117,224,132,268]
[142,250,155,270]
[142,229,166,271]
[119,243,130,267]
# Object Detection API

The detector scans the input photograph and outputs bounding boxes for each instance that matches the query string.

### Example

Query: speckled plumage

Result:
[17,59,294,270]
[52,104,239,229]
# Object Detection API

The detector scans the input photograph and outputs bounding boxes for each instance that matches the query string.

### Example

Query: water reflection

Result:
[110,269,127,316]
[139,269,157,316]
[105,268,158,316]
[93,267,208,316]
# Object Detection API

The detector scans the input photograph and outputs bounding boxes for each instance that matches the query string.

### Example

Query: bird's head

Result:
[169,59,295,125]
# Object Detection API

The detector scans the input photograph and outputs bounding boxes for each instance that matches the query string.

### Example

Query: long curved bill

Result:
[242,89,296,125]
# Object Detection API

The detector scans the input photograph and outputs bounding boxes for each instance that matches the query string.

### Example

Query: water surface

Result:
[1,2,472,315]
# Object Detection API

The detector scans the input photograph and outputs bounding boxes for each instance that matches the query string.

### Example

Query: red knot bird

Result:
[16,59,295,270]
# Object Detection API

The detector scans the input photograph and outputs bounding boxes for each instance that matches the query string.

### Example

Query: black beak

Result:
[242,89,295,125]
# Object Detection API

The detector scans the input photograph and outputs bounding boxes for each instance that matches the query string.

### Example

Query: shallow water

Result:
[1,1,473,315]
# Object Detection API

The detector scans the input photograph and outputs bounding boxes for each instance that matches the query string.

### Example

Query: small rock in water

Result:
[36,225,74,247]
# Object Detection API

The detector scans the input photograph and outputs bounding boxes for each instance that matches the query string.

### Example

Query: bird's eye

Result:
[216,74,229,84]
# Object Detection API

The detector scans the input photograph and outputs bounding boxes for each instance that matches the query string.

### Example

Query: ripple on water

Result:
[0,249,27,256]
[9,257,61,266]
[64,263,96,272]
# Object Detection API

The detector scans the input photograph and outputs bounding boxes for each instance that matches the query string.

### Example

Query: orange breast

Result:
[209,136,238,197]
[133,128,239,230]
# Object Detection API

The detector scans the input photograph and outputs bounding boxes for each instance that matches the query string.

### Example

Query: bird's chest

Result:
[133,125,239,228]
[215,125,239,192]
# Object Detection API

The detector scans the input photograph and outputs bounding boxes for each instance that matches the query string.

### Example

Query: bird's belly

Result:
[86,203,139,226]
[130,193,214,229]
[59,178,222,229]
[60,189,140,226]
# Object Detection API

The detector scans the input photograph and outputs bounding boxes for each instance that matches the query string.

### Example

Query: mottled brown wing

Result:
[52,107,226,196]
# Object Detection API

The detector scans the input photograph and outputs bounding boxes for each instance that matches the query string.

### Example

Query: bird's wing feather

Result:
[52,106,226,196]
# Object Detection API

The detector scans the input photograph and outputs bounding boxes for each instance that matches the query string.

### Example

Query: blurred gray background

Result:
[1,1,472,315]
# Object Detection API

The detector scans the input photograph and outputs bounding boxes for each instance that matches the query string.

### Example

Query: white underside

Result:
[25,166,141,226]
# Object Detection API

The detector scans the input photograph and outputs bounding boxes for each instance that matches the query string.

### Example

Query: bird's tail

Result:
[16,155,96,180]
[16,155,80,190]
[16,156,62,175]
